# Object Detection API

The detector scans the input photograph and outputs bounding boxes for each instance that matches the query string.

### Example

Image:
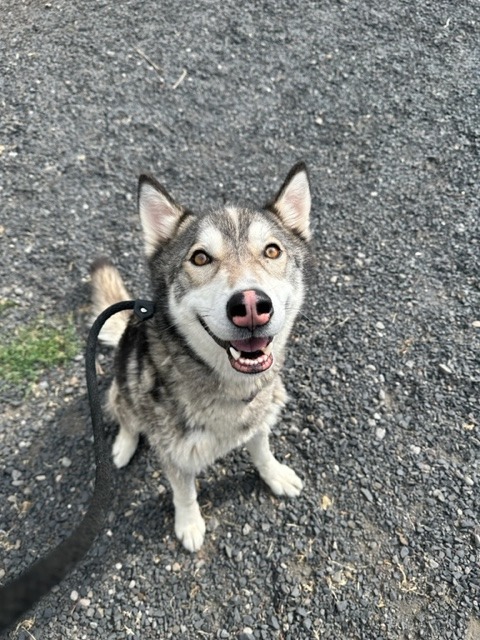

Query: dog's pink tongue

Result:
[230,337,270,353]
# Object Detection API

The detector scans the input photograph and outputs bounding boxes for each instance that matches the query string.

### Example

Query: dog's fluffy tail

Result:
[90,257,132,347]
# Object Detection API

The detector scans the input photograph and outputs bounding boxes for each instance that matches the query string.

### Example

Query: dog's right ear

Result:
[138,175,185,256]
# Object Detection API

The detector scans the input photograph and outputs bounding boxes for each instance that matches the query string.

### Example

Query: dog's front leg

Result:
[164,465,206,552]
[246,429,303,497]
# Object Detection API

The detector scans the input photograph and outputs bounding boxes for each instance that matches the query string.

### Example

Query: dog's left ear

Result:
[267,162,311,241]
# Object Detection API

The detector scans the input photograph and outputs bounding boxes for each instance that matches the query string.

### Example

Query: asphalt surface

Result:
[0,1,479,638]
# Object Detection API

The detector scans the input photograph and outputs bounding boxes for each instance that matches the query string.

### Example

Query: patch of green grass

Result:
[0,314,80,384]
[0,299,16,316]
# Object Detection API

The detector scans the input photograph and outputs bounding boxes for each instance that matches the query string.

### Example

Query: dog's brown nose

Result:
[227,289,273,330]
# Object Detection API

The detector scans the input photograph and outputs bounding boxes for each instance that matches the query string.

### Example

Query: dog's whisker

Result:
[285,307,312,323]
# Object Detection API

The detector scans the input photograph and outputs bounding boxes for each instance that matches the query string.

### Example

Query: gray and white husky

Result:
[90,163,311,551]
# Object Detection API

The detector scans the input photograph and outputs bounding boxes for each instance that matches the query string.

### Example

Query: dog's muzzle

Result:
[197,316,274,374]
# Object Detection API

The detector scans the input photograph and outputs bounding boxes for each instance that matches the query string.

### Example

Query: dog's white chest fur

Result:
[158,381,286,474]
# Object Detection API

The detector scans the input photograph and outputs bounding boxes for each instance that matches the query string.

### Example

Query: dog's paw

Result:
[260,461,303,498]
[112,430,138,469]
[174,503,206,552]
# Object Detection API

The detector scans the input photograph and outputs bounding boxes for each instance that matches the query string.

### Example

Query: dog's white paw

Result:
[259,461,303,497]
[174,503,206,552]
[112,430,138,469]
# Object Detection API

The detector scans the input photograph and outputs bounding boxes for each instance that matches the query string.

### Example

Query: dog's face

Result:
[139,164,311,379]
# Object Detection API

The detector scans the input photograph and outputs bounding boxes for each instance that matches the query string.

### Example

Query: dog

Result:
[90,163,311,552]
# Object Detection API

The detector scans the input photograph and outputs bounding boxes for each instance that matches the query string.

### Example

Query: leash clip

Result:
[133,299,155,321]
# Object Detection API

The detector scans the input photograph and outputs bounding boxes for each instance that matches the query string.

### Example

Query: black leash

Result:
[0,299,155,635]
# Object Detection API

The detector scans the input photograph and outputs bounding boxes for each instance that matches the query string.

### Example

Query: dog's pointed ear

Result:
[138,175,185,256]
[267,162,311,241]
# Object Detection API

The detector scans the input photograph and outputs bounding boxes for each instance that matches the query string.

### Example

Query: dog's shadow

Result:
[112,436,263,544]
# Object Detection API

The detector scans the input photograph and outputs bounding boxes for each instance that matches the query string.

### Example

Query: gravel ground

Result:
[1,1,479,638]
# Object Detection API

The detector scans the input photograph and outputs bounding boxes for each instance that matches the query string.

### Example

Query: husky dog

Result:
[90,163,311,552]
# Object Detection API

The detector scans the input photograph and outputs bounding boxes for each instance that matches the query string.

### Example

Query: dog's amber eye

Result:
[190,250,212,266]
[264,243,282,259]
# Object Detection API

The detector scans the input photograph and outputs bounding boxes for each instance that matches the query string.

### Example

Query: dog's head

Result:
[139,163,311,379]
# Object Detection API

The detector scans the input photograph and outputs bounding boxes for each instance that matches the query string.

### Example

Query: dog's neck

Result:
[220,364,280,405]
[241,389,260,403]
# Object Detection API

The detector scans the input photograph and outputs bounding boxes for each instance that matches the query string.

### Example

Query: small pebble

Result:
[361,488,374,503]
[438,363,453,375]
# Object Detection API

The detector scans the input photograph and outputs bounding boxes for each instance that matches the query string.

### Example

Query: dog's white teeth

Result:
[264,341,274,356]
[229,346,241,360]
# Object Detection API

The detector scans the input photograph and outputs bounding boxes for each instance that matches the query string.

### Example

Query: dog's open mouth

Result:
[227,337,273,374]
[198,317,274,374]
